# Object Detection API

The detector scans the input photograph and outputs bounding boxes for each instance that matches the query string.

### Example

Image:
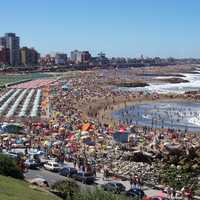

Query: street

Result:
[24,164,165,197]
[11,148,165,196]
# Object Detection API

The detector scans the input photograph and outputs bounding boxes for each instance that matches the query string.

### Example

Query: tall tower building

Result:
[0,46,10,65]
[70,50,81,63]
[4,33,20,66]
[0,37,6,47]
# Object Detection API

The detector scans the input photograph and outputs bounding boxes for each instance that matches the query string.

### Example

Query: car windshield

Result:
[53,164,59,167]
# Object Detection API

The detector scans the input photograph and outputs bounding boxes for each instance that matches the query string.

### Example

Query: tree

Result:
[0,153,23,179]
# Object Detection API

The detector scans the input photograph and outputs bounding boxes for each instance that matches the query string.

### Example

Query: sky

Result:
[1,0,200,58]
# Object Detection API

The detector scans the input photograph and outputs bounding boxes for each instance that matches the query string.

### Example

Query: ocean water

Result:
[117,69,200,94]
[113,102,200,132]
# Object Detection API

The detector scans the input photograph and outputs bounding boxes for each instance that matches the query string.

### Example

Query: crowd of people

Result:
[0,71,200,199]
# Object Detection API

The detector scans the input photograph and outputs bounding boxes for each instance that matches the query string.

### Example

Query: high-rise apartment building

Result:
[81,51,91,63]
[0,46,10,65]
[70,50,91,64]
[0,37,6,47]
[55,53,67,65]
[70,50,81,63]
[20,47,39,66]
[3,33,20,66]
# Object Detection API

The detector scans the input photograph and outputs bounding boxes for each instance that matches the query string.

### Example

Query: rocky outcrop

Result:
[156,77,189,84]
[107,80,149,88]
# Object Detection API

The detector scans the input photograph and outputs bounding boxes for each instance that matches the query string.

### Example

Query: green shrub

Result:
[71,188,135,200]
[51,181,135,200]
[0,154,23,179]
[51,179,80,199]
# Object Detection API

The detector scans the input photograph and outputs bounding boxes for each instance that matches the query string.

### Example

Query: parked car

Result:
[28,178,49,187]
[126,188,146,198]
[44,161,61,172]
[60,167,77,177]
[101,182,126,194]
[72,172,95,184]
[24,159,39,169]
[3,151,20,159]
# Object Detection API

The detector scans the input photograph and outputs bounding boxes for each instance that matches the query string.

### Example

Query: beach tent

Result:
[0,123,25,134]
[113,131,129,143]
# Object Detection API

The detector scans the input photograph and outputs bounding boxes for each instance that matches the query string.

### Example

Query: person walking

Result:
[172,188,176,199]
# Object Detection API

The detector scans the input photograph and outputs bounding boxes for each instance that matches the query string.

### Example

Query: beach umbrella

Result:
[82,123,91,131]
[52,141,62,146]
[119,127,126,133]
[68,134,76,141]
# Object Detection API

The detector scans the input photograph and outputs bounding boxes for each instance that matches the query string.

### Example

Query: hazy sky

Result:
[1,0,200,57]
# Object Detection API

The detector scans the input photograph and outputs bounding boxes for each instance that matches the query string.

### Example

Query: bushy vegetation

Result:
[0,153,23,179]
[52,180,136,200]
[73,189,135,200]
[51,179,80,199]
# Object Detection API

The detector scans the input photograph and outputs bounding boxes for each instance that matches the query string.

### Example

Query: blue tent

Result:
[0,123,24,134]
[113,131,129,143]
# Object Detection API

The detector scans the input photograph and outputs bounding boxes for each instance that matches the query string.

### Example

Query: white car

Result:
[44,161,61,172]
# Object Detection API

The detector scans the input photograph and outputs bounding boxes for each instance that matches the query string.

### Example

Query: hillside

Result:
[0,175,61,200]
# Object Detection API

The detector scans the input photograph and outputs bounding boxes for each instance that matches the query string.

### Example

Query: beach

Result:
[1,65,200,197]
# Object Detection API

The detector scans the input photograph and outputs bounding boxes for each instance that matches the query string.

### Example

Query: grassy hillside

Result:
[0,175,61,200]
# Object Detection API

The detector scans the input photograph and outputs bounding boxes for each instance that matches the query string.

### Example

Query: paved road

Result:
[25,166,165,197]
[9,148,165,196]
[25,168,66,186]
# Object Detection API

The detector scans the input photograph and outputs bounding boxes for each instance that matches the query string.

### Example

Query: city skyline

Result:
[1,0,200,58]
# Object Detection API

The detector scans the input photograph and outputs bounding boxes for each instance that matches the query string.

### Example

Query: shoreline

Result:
[83,93,200,132]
